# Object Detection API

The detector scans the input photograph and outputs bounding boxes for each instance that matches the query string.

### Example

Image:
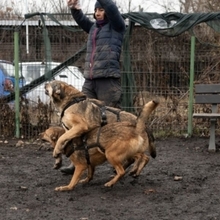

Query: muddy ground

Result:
[0,136,220,220]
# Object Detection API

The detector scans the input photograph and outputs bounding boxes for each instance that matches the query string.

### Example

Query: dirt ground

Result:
[0,136,220,220]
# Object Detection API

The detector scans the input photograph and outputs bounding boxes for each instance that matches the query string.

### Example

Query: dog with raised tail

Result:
[40,100,159,191]
[44,80,157,170]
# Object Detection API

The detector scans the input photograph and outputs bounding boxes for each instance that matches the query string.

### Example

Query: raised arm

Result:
[70,9,94,33]
[67,0,94,33]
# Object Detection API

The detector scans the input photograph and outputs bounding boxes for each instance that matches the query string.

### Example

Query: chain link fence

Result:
[0,13,220,139]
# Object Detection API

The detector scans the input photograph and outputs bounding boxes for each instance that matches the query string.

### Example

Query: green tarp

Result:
[122,12,220,37]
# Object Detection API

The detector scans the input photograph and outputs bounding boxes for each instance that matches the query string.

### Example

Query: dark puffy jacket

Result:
[71,0,126,79]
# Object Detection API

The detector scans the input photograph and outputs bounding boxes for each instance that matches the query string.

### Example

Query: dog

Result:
[40,126,65,149]
[40,100,159,191]
[44,80,157,168]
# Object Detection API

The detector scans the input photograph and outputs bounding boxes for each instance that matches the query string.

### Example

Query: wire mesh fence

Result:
[0,13,220,139]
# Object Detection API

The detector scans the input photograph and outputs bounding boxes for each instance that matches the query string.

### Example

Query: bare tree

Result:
[178,0,220,13]
[149,0,220,13]
[151,0,181,12]
[117,0,146,13]
[0,0,23,18]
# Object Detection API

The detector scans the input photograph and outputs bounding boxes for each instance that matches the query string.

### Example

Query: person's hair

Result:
[94,1,102,9]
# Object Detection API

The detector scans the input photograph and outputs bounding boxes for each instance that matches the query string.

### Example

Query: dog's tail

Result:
[136,100,159,158]
[136,100,159,133]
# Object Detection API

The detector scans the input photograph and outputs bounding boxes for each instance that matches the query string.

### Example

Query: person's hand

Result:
[67,0,80,9]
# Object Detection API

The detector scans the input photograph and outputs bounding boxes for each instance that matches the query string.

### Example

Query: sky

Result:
[64,0,179,13]
[84,0,166,13]
[17,0,180,15]
[85,0,180,13]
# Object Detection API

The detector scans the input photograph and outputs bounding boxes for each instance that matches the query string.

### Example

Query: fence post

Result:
[14,30,20,138]
[122,20,136,112]
[187,36,195,136]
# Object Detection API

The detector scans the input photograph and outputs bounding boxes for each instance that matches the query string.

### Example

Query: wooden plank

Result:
[194,95,220,104]
[193,113,220,118]
[195,84,220,94]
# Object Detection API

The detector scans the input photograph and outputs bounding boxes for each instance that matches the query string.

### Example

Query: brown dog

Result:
[39,126,66,168]
[44,80,157,168]
[41,100,159,191]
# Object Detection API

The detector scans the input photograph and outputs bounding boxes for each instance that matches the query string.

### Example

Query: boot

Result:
[60,163,75,175]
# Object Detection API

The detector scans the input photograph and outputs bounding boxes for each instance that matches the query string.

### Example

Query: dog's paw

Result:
[130,172,139,178]
[53,162,62,170]
[129,169,139,177]
[53,150,61,158]
[55,186,73,191]
[53,156,62,169]
[104,181,114,187]
[79,177,91,184]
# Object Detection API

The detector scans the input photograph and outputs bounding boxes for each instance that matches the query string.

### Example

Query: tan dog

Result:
[40,126,65,149]
[41,100,159,191]
[44,80,157,168]
[39,126,65,168]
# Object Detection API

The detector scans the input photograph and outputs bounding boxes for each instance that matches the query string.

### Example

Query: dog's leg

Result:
[79,165,95,184]
[104,164,125,187]
[53,126,88,158]
[104,156,126,187]
[129,153,149,177]
[55,165,87,191]
[128,153,143,176]
[53,155,63,170]
[122,158,135,171]
[134,154,149,176]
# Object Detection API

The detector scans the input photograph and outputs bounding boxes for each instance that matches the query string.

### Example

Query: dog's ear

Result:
[50,130,64,142]
[59,84,66,99]
[51,135,57,141]
[52,82,61,95]
[54,83,65,99]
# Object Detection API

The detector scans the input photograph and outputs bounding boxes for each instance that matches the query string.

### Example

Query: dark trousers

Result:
[82,78,122,108]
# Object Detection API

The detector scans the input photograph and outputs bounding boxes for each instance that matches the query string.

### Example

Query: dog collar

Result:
[60,96,87,120]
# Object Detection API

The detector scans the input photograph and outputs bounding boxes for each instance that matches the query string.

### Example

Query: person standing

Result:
[60,0,126,174]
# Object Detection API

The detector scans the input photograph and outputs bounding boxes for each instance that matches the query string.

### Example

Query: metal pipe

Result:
[25,0,29,54]
[14,30,20,138]
[187,36,195,136]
